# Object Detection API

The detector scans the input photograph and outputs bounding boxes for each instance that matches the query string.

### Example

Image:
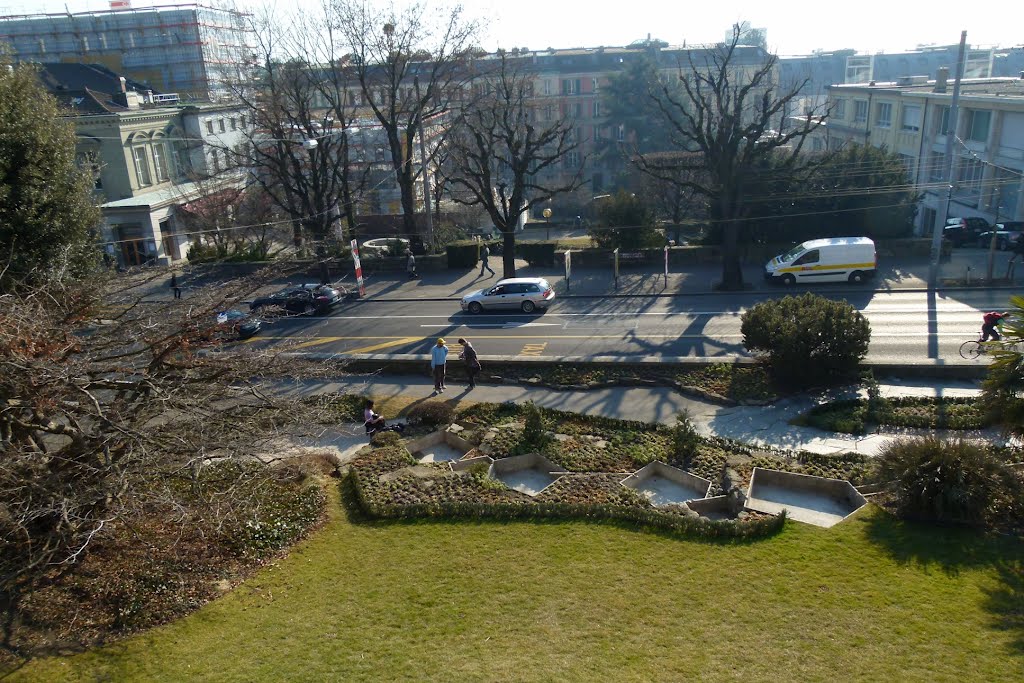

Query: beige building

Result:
[44,64,248,265]
[813,72,1024,234]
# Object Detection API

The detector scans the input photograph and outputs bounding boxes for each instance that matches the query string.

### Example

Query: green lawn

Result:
[8,491,1022,682]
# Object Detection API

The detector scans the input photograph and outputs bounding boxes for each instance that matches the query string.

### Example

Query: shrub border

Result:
[345,467,786,541]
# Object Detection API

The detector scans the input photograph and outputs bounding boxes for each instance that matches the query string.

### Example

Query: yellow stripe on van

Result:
[777,261,876,273]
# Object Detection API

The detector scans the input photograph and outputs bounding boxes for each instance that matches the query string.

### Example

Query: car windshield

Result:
[779,244,805,262]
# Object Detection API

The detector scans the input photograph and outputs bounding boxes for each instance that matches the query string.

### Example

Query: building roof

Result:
[37,63,157,113]
[829,76,1024,99]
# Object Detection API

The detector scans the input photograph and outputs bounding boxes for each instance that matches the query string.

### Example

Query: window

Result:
[897,153,915,177]
[833,99,846,119]
[593,125,602,142]
[927,151,946,182]
[793,250,820,266]
[995,168,1020,216]
[938,106,951,135]
[205,120,214,134]
[218,119,226,133]
[572,102,582,118]
[875,102,892,128]
[542,79,551,96]
[562,78,580,95]
[543,105,553,121]
[152,143,169,181]
[77,151,102,190]
[591,77,599,92]
[565,150,580,167]
[132,147,152,186]
[900,104,921,131]
[240,115,246,129]
[853,100,868,124]
[210,152,220,173]
[592,100,601,118]
[230,117,237,131]
[965,110,991,142]
[955,157,984,201]
[616,124,625,142]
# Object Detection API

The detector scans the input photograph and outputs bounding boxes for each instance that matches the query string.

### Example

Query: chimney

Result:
[934,67,948,93]
[145,89,154,104]
[119,76,127,93]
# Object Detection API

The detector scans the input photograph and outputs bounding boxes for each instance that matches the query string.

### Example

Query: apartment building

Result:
[0,2,255,100]
[813,72,1024,233]
[42,63,247,266]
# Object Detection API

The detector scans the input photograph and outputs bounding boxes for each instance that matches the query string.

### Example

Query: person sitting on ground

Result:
[363,399,387,434]
[980,311,1009,342]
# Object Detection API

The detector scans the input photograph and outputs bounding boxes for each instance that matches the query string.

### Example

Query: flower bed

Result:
[345,404,800,540]
[793,396,990,434]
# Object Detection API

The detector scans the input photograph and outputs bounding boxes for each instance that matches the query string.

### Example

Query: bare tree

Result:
[0,270,341,631]
[330,0,479,246]
[635,25,827,290]
[446,52,583,278]
[220,7,368,250]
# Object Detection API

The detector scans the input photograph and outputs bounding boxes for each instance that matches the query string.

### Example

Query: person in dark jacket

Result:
[457,338,481,388]
[170,272,182,299]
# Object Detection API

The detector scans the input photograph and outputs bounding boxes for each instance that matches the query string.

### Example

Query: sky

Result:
[12,0,1022,56]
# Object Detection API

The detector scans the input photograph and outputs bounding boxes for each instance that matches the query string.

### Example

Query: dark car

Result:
[250,284,342,316]
[943,217,991,247]
[199,309,262,343]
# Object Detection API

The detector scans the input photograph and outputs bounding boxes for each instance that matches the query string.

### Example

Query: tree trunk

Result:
[719,218,745,290]
[502,229,516,279]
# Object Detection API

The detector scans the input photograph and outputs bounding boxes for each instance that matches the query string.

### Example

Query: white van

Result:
[764,237,876,285]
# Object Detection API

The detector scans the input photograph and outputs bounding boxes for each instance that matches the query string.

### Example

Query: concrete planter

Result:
[620,461,712,507]
[487,452,567,496]
[746,467,867,528]
[407,428,475,463]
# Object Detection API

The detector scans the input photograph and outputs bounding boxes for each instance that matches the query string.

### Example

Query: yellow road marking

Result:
[521,342,548,356]
[343,337,423,354]
[291,336,344,349]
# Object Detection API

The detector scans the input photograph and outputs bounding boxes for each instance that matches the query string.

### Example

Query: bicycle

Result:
[959,337,1020,359]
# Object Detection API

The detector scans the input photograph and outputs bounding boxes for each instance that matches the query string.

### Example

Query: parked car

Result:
[200,309,262,343]
[943,217,991,247]
[250,284,342,316]
[460,277,555,314]
[976,225,1024,251]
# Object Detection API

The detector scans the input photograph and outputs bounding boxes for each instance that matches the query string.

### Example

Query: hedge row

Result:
[446,240,557,268]
[346,468,786,541]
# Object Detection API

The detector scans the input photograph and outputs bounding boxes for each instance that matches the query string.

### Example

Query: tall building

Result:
[0,2,255,101]
[810,73,1024,234]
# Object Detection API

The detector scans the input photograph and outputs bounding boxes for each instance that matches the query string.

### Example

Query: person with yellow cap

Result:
[430,338,449,393]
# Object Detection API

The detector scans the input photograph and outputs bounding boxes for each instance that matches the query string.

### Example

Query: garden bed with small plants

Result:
[343,400,894,539]
[792,396,991,435]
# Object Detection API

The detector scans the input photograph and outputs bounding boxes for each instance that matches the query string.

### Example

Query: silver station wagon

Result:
[460,277,556,314]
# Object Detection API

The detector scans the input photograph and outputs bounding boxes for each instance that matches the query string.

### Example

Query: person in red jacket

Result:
[980,311,1009,342]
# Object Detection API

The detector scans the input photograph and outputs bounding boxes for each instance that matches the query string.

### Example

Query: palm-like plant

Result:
[981,294,1024,436]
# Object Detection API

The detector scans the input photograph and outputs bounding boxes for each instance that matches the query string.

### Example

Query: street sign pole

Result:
[351,238,365,297]
[613,247,619,291]
[565,249,572,292]
[664,245,669,288]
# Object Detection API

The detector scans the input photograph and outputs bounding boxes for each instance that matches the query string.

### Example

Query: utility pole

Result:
[928,31,967,289]
[414,76,434,251]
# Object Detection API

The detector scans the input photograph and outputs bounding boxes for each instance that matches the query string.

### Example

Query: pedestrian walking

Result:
[430,338,449,393]
[479,244,495,277]
[1008,233,1024,272]
[170,272,182,299]
[407,252,419,280]
[457,337,481,389]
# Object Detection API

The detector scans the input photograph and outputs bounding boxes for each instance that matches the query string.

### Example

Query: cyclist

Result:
[979,311,1009,342]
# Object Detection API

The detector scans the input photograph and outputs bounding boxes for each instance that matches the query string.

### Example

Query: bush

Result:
[740,293,871,388]
[671,412,701,467]
[876,436,1024,526]
[517,241,556,267]
[370,430,404,447]
[522,401,545,443]
[406,401,454,428]
[446,241,481,268]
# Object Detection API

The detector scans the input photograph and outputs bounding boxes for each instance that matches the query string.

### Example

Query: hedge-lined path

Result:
[276,374,1011,459]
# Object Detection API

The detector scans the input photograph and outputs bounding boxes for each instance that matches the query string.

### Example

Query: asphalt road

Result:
[244,288,1016,363]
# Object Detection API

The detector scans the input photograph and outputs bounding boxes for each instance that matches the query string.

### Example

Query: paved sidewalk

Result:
[273,373,1012,460]
[141,246,1021,305]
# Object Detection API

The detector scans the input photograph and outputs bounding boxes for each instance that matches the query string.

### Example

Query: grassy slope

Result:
[9,490,1023,683]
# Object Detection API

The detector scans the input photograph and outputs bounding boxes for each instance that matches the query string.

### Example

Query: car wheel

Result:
[303,303,315,316]
[848,270,865,284]
[521,300,536,313]
[781,274,796,286]
[468,301,483,314]
[998,238,1007,251]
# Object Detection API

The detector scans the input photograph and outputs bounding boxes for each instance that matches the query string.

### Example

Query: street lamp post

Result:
[543,207,552,241]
